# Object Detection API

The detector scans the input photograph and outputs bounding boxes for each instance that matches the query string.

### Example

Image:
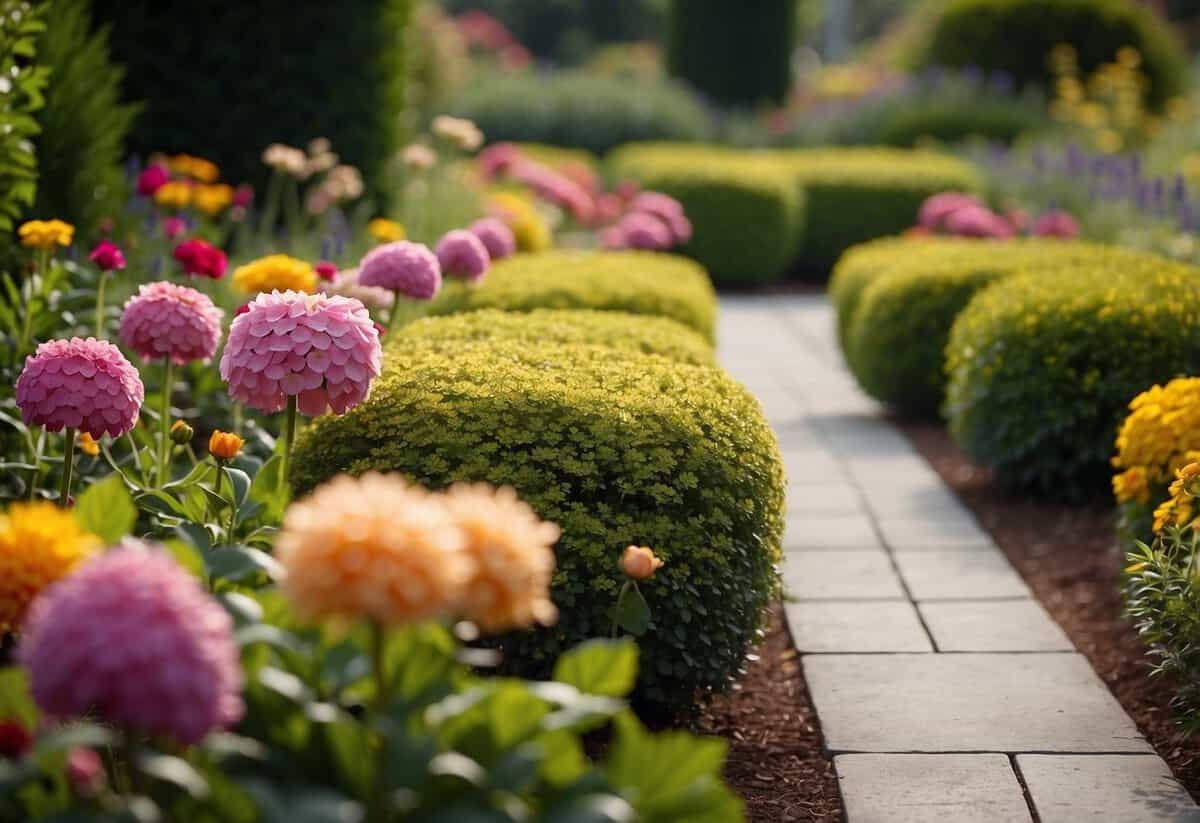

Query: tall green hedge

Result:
[666,0,795,106]
[89,0,412,189]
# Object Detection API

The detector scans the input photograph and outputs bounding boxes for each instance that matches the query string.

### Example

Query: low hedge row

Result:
[945,257,1200,500]
[607,143,981,283]
[425,249,719,342]
[292,321,785,705]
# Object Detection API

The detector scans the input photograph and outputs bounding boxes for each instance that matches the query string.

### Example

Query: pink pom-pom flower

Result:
[119,281,224,365]
[918,192,984,231]
[358,241,442,300]
[944,205,1014,239]
[1030,209,1080,239]
[17,544,244,745]
[436,230,490,283]
[618,212,673,250]
[469,217,516,260]
[15,338,144,439]
[88,241,126,273]
[220,291,383,417]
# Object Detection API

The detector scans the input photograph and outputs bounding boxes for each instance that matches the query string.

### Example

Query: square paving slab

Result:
[895,550,1031,600]
[1017,755,1200,822]
[875,515,994,552]
[786,483,863,515]
[920,600,1073,652]
[782,550,905,600]
[785,600,932,653]
[836,754,1031,823]
[806,653,1152,753]
[784,514,882,551]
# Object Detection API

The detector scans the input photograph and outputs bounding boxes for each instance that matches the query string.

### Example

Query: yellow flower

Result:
[168,154,220,183]
[154,181,193,210]
[208,430,244,461]
[488,192,550,252]
[76,433,100,457]
[442,483,559,633]
[18,219,75,250]
[620,545,664,581]
[193,183,234,217]
[367,218,405,243]
[0,502,101,632]
[277,473,472,626]
[232,254,318,294]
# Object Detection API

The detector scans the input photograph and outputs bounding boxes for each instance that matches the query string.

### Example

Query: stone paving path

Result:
[717,294,1200,823]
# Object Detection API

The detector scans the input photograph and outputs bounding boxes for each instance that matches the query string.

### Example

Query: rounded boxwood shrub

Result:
[291,339,786,705]
[945,258,1200,500]
[394,308,715,366]
[427,250,718,342]
[607,144,804,287]
[911,0,1188,109]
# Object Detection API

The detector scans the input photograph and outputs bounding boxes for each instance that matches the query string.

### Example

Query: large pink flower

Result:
[469,217,516,260]
[357,240,442,300]
[18,543,244,745]
[617,213,673,251]
[436,230,490,283]
[15,338,144,438]
[918,192,983,230]
[1031,210,1080,239]
[220,291,382,416]
[944,204,1014,239]
[630,192,692,245]
[119,281,223,365]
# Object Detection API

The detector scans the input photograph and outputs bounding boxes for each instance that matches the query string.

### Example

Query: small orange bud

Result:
[170,420,194,445]
[620,545,663,581]
[209,431,245,461]
[76,433,100,457]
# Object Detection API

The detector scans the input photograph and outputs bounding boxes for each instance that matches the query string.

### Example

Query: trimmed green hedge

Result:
[945,257,1200,499]
[911,0,1188,108]
[291,339,785,705]
[426,250,719,342]
[607,144,804,287]
[394,308,715,366]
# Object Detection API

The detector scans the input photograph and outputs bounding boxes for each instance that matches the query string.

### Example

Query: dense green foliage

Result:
[666,0,795,106]
[292,339,786,705]
[448,70,713,156]
[32,0,138,233]
[0,1,48,233]
[396,308,715,366]
[608,144,804,287]
[90,0,412,189]
[911,0,1188,108]
[426,250,719,342]
[945,259,1200,499]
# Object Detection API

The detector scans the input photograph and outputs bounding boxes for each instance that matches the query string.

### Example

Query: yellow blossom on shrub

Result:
[367,218,405,243]
[0,502,101,632]
[1152,463,1200,533]
[154,181,193,210]
[193,183,235,217]
[232,254,318,294]
[168,153,220,183]
[488,191,550,252]
[442,483,559,633]
[277,473,472,626]
[1113,467,1150,504]
[1113,378,1200,505]
[18,219,74,250]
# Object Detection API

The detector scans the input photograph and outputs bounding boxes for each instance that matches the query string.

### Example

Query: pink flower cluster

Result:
[18,544,244,745]
[358,241,442,299]
[510,161,595,224]
[436,230,491,282]
[15,338,144,439]
[469,217,516,260]
[120,281,224,365]
[220,291,382,416]
[601,191,692,251]
[915,192,1079,240]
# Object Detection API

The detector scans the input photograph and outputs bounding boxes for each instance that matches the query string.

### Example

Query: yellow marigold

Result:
[442,483,559,633]
[367,218,406,243]
[193,183,234,217]
[18,219,74,250]
[488,192,550,252]
[1113,378,1200,497]
[76,432,100,457]
[168,153,220,183]
[277,473,471,626]
[154,181,193,210]
[0,502,101,632]
[232,254,318,294]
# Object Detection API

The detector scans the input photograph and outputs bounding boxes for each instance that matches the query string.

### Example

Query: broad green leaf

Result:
[137,751,209,798]
[225,467,252,507]
[553,638,638,698]
[0,668,36,728]
[206,546,282,583]
[73,474,136,544]
[612,587,651,637]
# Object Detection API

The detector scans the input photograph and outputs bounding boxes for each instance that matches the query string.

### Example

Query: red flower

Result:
[0,721,32,760]
[233,184,254,209]
[315,261,338,281]
[235,303,251,316]
[173,238,228,279]
[136,164,170,197]
[88,240,126,272]
[374,322,386,337]
[162,216,187,241]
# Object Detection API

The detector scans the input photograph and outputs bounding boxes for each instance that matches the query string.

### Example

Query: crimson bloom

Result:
[88,241,126,272]
[315,261,338,282]
[173,238,228,279]
[136,164,170,197]
[162,216,187,241]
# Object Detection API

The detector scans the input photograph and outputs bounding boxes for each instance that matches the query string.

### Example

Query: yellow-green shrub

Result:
[394,308,715,366]
[427,250,718,342]
[607,143,805,287]
[291,339,786,705]
[945,258,1200,499]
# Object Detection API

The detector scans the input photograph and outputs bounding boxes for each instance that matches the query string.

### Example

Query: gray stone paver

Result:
[785,600,933,653]
[836,755,1031,823]
[784,514,882,551]
[718,296,1196,821]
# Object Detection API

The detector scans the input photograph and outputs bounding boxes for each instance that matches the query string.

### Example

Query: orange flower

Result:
[208,431,245,461]
[0,502,100,631]
[621,545,663,581]
[76,432,100,457]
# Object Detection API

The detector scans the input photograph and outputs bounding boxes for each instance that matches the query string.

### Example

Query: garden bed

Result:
[899,418,1200,801]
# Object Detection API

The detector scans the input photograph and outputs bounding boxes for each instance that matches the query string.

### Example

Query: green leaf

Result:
[137,751,209,798]
[612,586,651,637]
[225,467,252,507]
[206,546,283,583]
[249,455,289,521]
[0,668,37,729]
[73,474,136,544]
[553,638,638,698]
[323,714,374,798]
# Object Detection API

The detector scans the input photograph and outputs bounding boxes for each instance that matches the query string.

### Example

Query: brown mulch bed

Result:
[898,418,1200,800]
[696,606,843,822]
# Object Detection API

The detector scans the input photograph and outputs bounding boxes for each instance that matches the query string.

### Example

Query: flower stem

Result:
[611,581,632,638]
[58,428,76,507]
[368,621,390,822]
[157,359,174,488]
[279,395,298,496]
[387,292,404,332]
[94,274,107,339]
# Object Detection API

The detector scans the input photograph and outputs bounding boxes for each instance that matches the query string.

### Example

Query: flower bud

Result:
[0,721,32,760]
[170,420,194,445]
[209,430,245,461]
[65,747,105,798]
[620,545,663,581]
